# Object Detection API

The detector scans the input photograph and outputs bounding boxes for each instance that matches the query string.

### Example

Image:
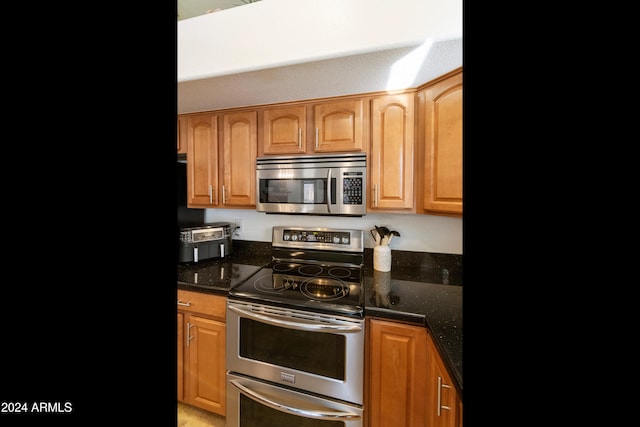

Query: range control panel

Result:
[283,229,350,245]
[272,226,363,253]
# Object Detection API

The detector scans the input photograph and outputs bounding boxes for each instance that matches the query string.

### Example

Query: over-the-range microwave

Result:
[256,153,366,216]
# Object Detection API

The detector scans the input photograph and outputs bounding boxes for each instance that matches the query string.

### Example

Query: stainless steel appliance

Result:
[256,153,366,216]
[178,222,233,263]
[226,226,365,427]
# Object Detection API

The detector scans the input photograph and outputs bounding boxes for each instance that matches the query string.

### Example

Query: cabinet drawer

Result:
[177,289,226,320]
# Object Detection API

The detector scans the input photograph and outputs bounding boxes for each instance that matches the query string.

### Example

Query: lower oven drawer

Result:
[226,372,363,427]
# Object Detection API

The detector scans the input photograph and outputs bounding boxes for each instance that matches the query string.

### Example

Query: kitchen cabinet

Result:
[420,70,463,215]
[367,318,428,427]
[426,331,462,427]
[261,105,307,155]
[313,99,365,153]
[177,312,184,402]
[186,113,219,207]
[221,111,257,207]
[178,116,188,154]
[369,93,415,212]
[177,290,226,416]
[184,111,257,208]
[259,99,365,155]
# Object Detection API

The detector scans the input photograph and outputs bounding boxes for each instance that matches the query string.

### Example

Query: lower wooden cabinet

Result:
[367,318,428,427]
[367,317,462,427]
[177,290,226,416]
[426,331,462,427]
[177,312,184,402]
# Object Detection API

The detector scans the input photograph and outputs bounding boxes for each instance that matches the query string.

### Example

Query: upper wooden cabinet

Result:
[420,70,463,215]
[313,99,365,153]
[222,111,257,207]
[369,93,415,212]
[261,105,307,155]
[186,113,218,207]
[177,116,188,154]
[259,99,365,155]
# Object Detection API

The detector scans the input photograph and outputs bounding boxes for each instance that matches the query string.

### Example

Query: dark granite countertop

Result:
[177,241,463,397]
[363,269,462,396]
[177,241,272,295]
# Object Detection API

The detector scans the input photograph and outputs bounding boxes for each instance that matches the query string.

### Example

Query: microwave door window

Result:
[261,178,335,204]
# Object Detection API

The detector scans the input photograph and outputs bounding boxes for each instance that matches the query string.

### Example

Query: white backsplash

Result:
[204,209,462,255]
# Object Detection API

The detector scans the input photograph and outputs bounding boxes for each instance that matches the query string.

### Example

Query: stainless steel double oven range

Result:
[226,226,366,427]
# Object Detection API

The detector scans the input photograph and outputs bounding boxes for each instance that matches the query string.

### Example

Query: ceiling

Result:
[178,0,258,20]
[177,0,462,114]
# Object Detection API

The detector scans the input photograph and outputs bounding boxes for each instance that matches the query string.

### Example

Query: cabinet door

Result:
[187,114,219,207]
[262,106,306,154]
[177,312,184,402]
[427,332,460,427]
[185,314,226,416]
[313,99,364,152]
[370,93,415,211]
[177,116,188,154]
[423,71,462,214]
[222,111,257,206]
[368,319,427,427]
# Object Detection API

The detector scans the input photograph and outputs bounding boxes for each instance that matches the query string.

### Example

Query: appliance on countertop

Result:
[226,226,365,427]
[178,222,234,263]
[256,153,366,216]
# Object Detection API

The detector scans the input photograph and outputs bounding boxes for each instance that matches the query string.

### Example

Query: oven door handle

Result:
[230,379,361,421]
[228,304,362,332]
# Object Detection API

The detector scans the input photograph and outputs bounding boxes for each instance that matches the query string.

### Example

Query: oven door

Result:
[226,300,365,405]
[227,372,363,427]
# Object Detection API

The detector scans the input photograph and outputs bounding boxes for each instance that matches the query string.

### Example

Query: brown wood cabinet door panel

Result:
[262,106,306,154]
[423,72,462,214]
[223,111,257,206]
[178,116,188,154]
[369,319,427,427]
[177,312,184,402]
[427,332,460,427]
[186,315,226,416]
[371,94,415,210]
[187,114,218,206]
[314,100,364,152]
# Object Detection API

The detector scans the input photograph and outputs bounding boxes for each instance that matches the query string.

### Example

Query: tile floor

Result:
[178,402,226,427]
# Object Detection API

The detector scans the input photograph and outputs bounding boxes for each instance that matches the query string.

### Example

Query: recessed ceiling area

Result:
[178,0,259,20]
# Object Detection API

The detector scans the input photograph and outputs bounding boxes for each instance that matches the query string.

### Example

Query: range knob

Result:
[333,235,340,243]
[342,236,349,244]
[291,234,298,241]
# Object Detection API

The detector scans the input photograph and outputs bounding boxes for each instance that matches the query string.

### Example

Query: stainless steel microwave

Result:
[256,153,366,216]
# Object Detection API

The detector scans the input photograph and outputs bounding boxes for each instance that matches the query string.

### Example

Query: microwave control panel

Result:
[342,171,363,205]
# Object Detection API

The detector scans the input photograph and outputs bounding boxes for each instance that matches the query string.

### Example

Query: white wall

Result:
[178,0,463,81]
[205,209,462,254]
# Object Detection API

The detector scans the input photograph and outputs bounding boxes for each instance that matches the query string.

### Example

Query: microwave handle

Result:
[228,304,361,332]
[230,379,361,421]
[326,168,332,213]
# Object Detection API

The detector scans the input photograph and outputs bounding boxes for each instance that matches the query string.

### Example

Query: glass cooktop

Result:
[229,260,364,316]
